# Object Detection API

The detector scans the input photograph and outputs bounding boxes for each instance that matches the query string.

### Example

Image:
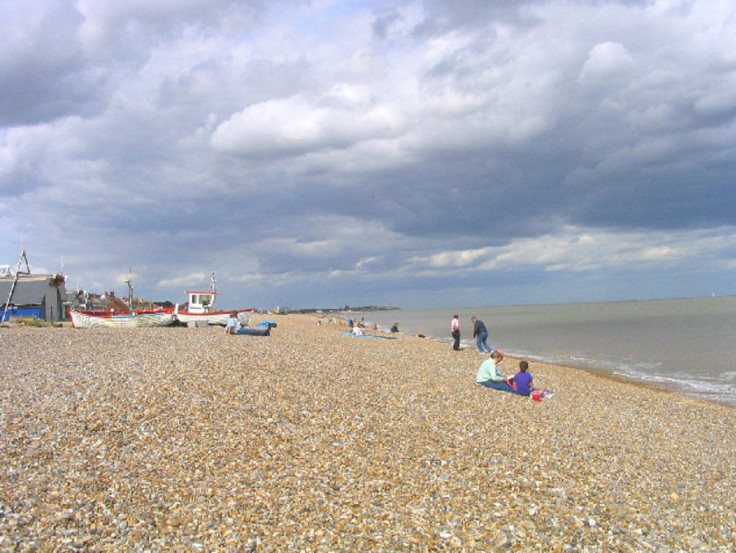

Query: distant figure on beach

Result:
[225,311,242,334]
[390,323,399,333]
[510,360,534,396]
[451,314,461,351]
[471,316,493,354]
[475,350,514,392]
[352,325,364,336]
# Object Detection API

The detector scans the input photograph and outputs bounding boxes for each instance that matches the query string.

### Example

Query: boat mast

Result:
[209,272,217,293]
[124,266,133,312]
[2,249,31,324]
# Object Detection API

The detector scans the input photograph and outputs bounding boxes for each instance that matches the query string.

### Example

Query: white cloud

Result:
[410,247,493,269]
[210,95,406,156]
[578,41,635,88]
[408,226,736,278]
[158,271,210,289]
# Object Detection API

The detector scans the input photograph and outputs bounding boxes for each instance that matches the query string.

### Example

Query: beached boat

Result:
[69,270,176,328]
[175,306,252,327]
[69,308,175,328]
[173,273,252,327]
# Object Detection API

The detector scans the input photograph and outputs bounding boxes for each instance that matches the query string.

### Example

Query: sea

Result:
[349,296,736,409]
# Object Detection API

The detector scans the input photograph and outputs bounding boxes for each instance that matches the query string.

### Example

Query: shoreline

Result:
[407,331,735,411]
[356,314,736,412]
[2,314,736,550]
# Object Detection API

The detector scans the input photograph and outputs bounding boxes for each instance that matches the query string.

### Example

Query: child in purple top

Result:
[510,361,534,396]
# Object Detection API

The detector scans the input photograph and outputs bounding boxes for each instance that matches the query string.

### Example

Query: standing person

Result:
[471,316,493,354]
[475,350,514,392]
[450,314,461,350]
[511,360,534,396]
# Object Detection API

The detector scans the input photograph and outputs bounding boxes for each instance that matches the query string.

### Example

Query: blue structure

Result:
[0,274,68,323]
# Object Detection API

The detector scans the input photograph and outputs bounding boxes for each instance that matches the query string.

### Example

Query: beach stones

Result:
[1,319,735,551]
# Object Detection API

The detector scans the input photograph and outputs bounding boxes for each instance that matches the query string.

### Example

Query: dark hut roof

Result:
[0,276,58,306]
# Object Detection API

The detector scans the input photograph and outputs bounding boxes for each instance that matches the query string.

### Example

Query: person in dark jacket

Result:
[471,316,493,354]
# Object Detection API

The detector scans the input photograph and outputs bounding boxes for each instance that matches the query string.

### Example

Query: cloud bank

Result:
[2,0,735,309]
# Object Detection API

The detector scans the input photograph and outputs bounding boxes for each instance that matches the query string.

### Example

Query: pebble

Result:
[1,316,736,551]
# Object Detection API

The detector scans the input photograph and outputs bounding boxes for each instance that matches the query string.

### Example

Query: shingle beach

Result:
[2,315,735,552]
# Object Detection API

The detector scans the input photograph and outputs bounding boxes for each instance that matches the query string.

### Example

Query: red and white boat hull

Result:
[175,308,252,327]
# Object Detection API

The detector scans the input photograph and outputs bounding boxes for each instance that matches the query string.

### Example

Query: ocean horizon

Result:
[349,296,736,408]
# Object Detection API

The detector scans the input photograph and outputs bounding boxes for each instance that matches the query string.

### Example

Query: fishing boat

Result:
[69,269,176,328]
[69,308,175,328]
[173,273,252,327]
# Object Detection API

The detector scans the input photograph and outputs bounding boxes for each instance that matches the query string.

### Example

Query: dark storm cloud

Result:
[0,1,93,125]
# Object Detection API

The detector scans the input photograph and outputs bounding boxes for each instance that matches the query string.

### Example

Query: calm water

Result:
[350,297,736,408]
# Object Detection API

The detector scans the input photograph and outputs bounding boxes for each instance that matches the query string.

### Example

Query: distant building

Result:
[106,292,130,312]
[67,289,156,313]
[0,273,68,322]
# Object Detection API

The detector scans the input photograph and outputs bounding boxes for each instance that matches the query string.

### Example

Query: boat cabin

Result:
[185,290,217,314]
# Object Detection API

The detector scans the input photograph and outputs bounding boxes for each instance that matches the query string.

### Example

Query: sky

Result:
[2,0,736,311]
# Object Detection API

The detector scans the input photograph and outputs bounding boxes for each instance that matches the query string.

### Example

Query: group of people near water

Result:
[452,314,542,398]
[451,314,492,353]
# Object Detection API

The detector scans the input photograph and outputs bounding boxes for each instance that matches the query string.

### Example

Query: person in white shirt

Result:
[475,350,515,392]
[450,314,461,350]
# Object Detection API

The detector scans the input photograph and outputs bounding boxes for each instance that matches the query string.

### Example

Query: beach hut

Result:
[0,273,68,323]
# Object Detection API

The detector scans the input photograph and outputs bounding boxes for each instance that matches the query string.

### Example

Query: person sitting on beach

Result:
[471,316,493,354]
[475,350,515,392]
[225,311,242,334]
[510,360,534,396]
[390,323,399,333]
[352,325,364,336]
